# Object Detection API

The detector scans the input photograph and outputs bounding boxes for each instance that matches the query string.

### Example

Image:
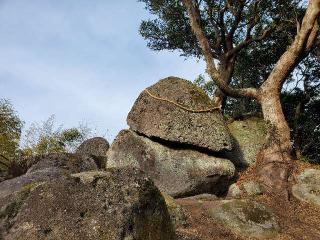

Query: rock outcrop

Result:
[209,199,280,239]
[76,137,110,168]
[107,130,235,197]
[292,168,320,207]
[0,153,98,199]
[127,77,233,152]
[0,168,175,240]
[226,117,267,166]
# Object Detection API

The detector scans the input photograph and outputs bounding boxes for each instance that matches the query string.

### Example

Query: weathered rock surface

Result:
[0,168,175,240]
[162,192,188,228]
[127,77,233,152]
[227,181,262,198]
[76,137,109,168]
[181,193,218,201]
[107,130,235,198]
[26,153,98,174]
[227,117,267,166]
[209,199,280,239]
[0,153,98,199]
[292,168,320,207]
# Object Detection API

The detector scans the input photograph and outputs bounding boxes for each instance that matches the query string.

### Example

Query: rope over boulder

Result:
[144,88,221,113]
[127,76,233,152]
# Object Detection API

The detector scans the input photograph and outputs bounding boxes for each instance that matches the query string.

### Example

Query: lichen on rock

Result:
[127,77,233,152]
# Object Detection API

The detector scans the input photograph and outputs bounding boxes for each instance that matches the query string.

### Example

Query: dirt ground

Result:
[175,196,320,240]
[175,161,320,240]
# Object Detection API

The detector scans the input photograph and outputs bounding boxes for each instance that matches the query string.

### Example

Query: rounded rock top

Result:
[76,137,109,157]
[127,76,233,152]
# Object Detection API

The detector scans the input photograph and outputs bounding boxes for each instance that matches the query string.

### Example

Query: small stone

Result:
[243,181,262,196]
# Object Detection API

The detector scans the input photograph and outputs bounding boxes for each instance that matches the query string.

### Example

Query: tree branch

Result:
[226,23,274,59]
[261,0,320,92]
[183,0,258,99]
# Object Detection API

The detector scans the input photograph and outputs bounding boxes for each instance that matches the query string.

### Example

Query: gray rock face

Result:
[162,192,187,229]
[209,199,280,239]
[76,137,110,168]
[107,130,235,198]
[0,153,98,199]
[227,117,267,166]
[26,153,98,174]
[127,77,233,152]
[292,168,320,207]
[227,181,262,198]
[0,169,175,240]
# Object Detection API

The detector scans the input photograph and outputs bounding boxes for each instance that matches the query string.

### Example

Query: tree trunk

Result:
[258,88,293,199]
[293,102,303,159]
[213,59,235,110]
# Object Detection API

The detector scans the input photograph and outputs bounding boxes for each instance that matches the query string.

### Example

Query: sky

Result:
[0,0,206,142]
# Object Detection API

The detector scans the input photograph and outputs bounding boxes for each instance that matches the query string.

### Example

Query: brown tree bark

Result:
[257,88,293,198]
[183,0,320,198]
[213,58,235,109]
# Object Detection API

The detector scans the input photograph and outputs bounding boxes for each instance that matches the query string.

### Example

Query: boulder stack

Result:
[107,77,236,197]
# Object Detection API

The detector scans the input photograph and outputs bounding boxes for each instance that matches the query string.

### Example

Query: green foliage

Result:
[139,0,301,58]
[0,99,23,170]
[282,82,320,163]
[21,115,92,157]
[193,74,216,98]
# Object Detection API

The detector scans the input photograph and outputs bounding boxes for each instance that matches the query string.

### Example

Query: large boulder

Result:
[76,137,110,168]
[107,130,235,198]
[209,199,280,239]
[127,77,233,152]
[0,169,175,240]
[292,168,320,207]
[226,117,267,166]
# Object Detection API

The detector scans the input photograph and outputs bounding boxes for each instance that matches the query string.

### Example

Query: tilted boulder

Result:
[76,137,110,168]
[226,117,267,166]
[0,168,175,240]
[127,77,233,152]
[107,130,235,198]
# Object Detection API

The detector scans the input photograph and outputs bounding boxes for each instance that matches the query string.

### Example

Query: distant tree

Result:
[0,99,23,171]
[21,115,93,157]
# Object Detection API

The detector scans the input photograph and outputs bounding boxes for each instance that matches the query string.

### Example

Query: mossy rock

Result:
[227,117,267,167]
[292,169,320,207]
[107,130,235,198]
[209,199,280,239]
[162,192,187,228]
[127,76,233,152]
[0,168,176,240]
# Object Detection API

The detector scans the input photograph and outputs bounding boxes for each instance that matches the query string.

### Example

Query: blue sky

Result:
[0,0,205,142]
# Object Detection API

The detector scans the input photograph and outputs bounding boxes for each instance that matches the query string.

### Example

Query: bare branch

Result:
[261,0,320,92]
[183,0,259,99]
[226,24,274,59]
